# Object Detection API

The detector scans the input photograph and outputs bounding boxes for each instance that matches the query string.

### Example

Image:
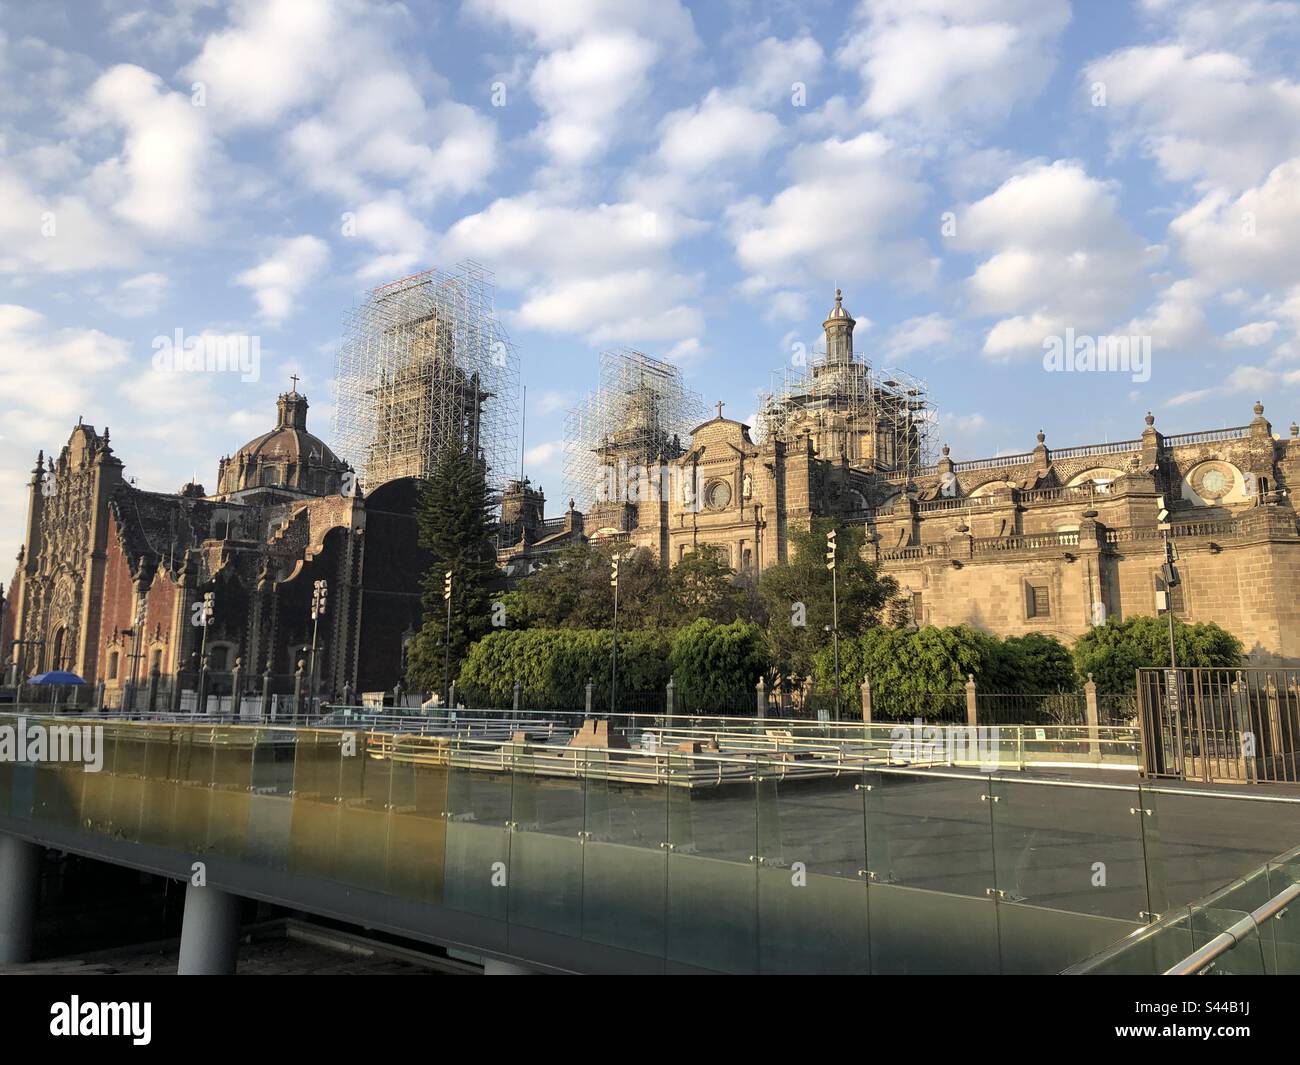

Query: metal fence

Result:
[1137,667,1300,784]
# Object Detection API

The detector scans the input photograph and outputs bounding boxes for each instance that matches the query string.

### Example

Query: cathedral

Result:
[1,387,428,708]
[501,291,1300,664]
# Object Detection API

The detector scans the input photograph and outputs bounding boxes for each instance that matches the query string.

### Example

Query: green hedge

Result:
[813,625,1076,717]
[669,618,769,707]
[457,628,673,710]
[1072,616,1242,694]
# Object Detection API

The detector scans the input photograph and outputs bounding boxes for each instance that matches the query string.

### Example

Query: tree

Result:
[758,520,899,684]
[1072,615,1243,694]
[405,447,498,695]
[663,545,759,624]
[507,540,669,629]
[669,618,769,708]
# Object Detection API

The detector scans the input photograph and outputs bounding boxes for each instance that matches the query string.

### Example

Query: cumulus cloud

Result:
[83,64,214,237]
[729,131,935,295]
[837,0,1071,129]
[1085,44,1300,192]
[100,272,170,318]
[468,0,696,168]
[953,160,1154,358]
[235,236,330,324]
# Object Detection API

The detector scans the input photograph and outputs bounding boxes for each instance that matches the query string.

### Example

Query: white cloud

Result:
[879,314,954,360]
[1224,320,1280,346]
[468,0,697,168]
[1085,44,1300,192]
[729,131,935,294]
[0,162,132,274]
[837,0,1071,129]
[657,90,782,174]
[954,161,1154,357]
[184,0,348,127]
[517,270,702,344]
[235,236,330,324]
[84,64,215,237]
[100,272,169,318]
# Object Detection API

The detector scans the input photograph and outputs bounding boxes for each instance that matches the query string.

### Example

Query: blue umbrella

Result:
[28,670,87,685]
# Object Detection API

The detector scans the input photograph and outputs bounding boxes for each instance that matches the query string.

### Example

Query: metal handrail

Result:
[1164,880,1300,975]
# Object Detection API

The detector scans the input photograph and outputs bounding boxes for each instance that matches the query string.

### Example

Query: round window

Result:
[706,479,732,510]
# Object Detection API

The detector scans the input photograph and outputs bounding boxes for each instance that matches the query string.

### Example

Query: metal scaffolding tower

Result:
[333,261,519,494]
[755,351,935,478]
[563,349,706,509]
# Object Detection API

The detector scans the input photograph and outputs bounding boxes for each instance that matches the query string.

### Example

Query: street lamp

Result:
[442,569,453,708]
[826,527,840,723]
[197,590,215,714]
[1155,496,1179,670]
[610,554,621,719]
[309,578,328,711]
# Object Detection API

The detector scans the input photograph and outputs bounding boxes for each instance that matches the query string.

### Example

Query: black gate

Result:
[1137,667,1300,783]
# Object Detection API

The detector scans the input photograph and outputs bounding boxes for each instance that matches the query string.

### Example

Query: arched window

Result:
[108,651,120,681]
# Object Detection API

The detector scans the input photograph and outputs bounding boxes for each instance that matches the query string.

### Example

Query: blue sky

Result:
[3,0,1300,561]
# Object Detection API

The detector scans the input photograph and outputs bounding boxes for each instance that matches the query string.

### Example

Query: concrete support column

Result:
[0,835,41,963]
[177,883,241,975]
[965,674,978,728]
[861,677,873,723]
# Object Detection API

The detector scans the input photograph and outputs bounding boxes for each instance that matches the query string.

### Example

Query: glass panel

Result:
[864,767,1000,974]
[1188,906,1266,975]
[1141,784,1300,911]
[80,724,118,833]
[507,744,585,937]
[206,726,253,857]
[385,735,448,903]
[288,730,341,880]
[990,777,1150,922]
[666,751,758,973]
[755,759,868,973]
[442,742,512,920]
[1262,856,1300,974]
[334,728,392,892]
[138,726,181,847]
[244,727,293,870]
[580,746,667,958]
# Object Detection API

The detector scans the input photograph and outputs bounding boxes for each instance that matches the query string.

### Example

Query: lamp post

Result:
[1156,496,1179,669]
[309,578,328,713]
[826,527,840,722]
[442,569,453,708]
[610,554,620,720]
[197,590,214,714]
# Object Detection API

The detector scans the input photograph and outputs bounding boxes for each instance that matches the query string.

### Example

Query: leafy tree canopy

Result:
[1072,615,1242,694]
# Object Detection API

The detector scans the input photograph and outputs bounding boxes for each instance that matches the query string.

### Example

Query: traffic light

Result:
[312,578,328,619]
[610,557,620,588]
[825,528,837,571]
[443,570,453,602]
[202,591,215,626]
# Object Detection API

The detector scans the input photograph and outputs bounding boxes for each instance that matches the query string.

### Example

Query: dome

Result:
[216,390,350,498]
[824,288,853,322]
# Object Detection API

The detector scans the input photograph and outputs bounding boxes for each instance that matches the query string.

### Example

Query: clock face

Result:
[705,479,732,510]
[1201,468,1228,496]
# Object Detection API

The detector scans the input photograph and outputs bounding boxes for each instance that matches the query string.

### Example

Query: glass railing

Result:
[1067,846,1300,974]
[0,715,1294,974]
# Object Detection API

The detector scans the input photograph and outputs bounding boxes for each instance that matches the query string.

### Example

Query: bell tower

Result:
[823,288,855,364]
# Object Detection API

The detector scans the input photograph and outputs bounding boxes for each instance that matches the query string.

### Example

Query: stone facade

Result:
[1,390,428,703]
[501,292,1300,664]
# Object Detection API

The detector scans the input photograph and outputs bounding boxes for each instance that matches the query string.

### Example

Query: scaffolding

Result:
[333,261,519,494]
[756,351,935,479]
[563,349,706,509]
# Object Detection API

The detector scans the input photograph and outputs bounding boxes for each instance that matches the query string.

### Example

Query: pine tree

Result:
[405,446,498,698]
